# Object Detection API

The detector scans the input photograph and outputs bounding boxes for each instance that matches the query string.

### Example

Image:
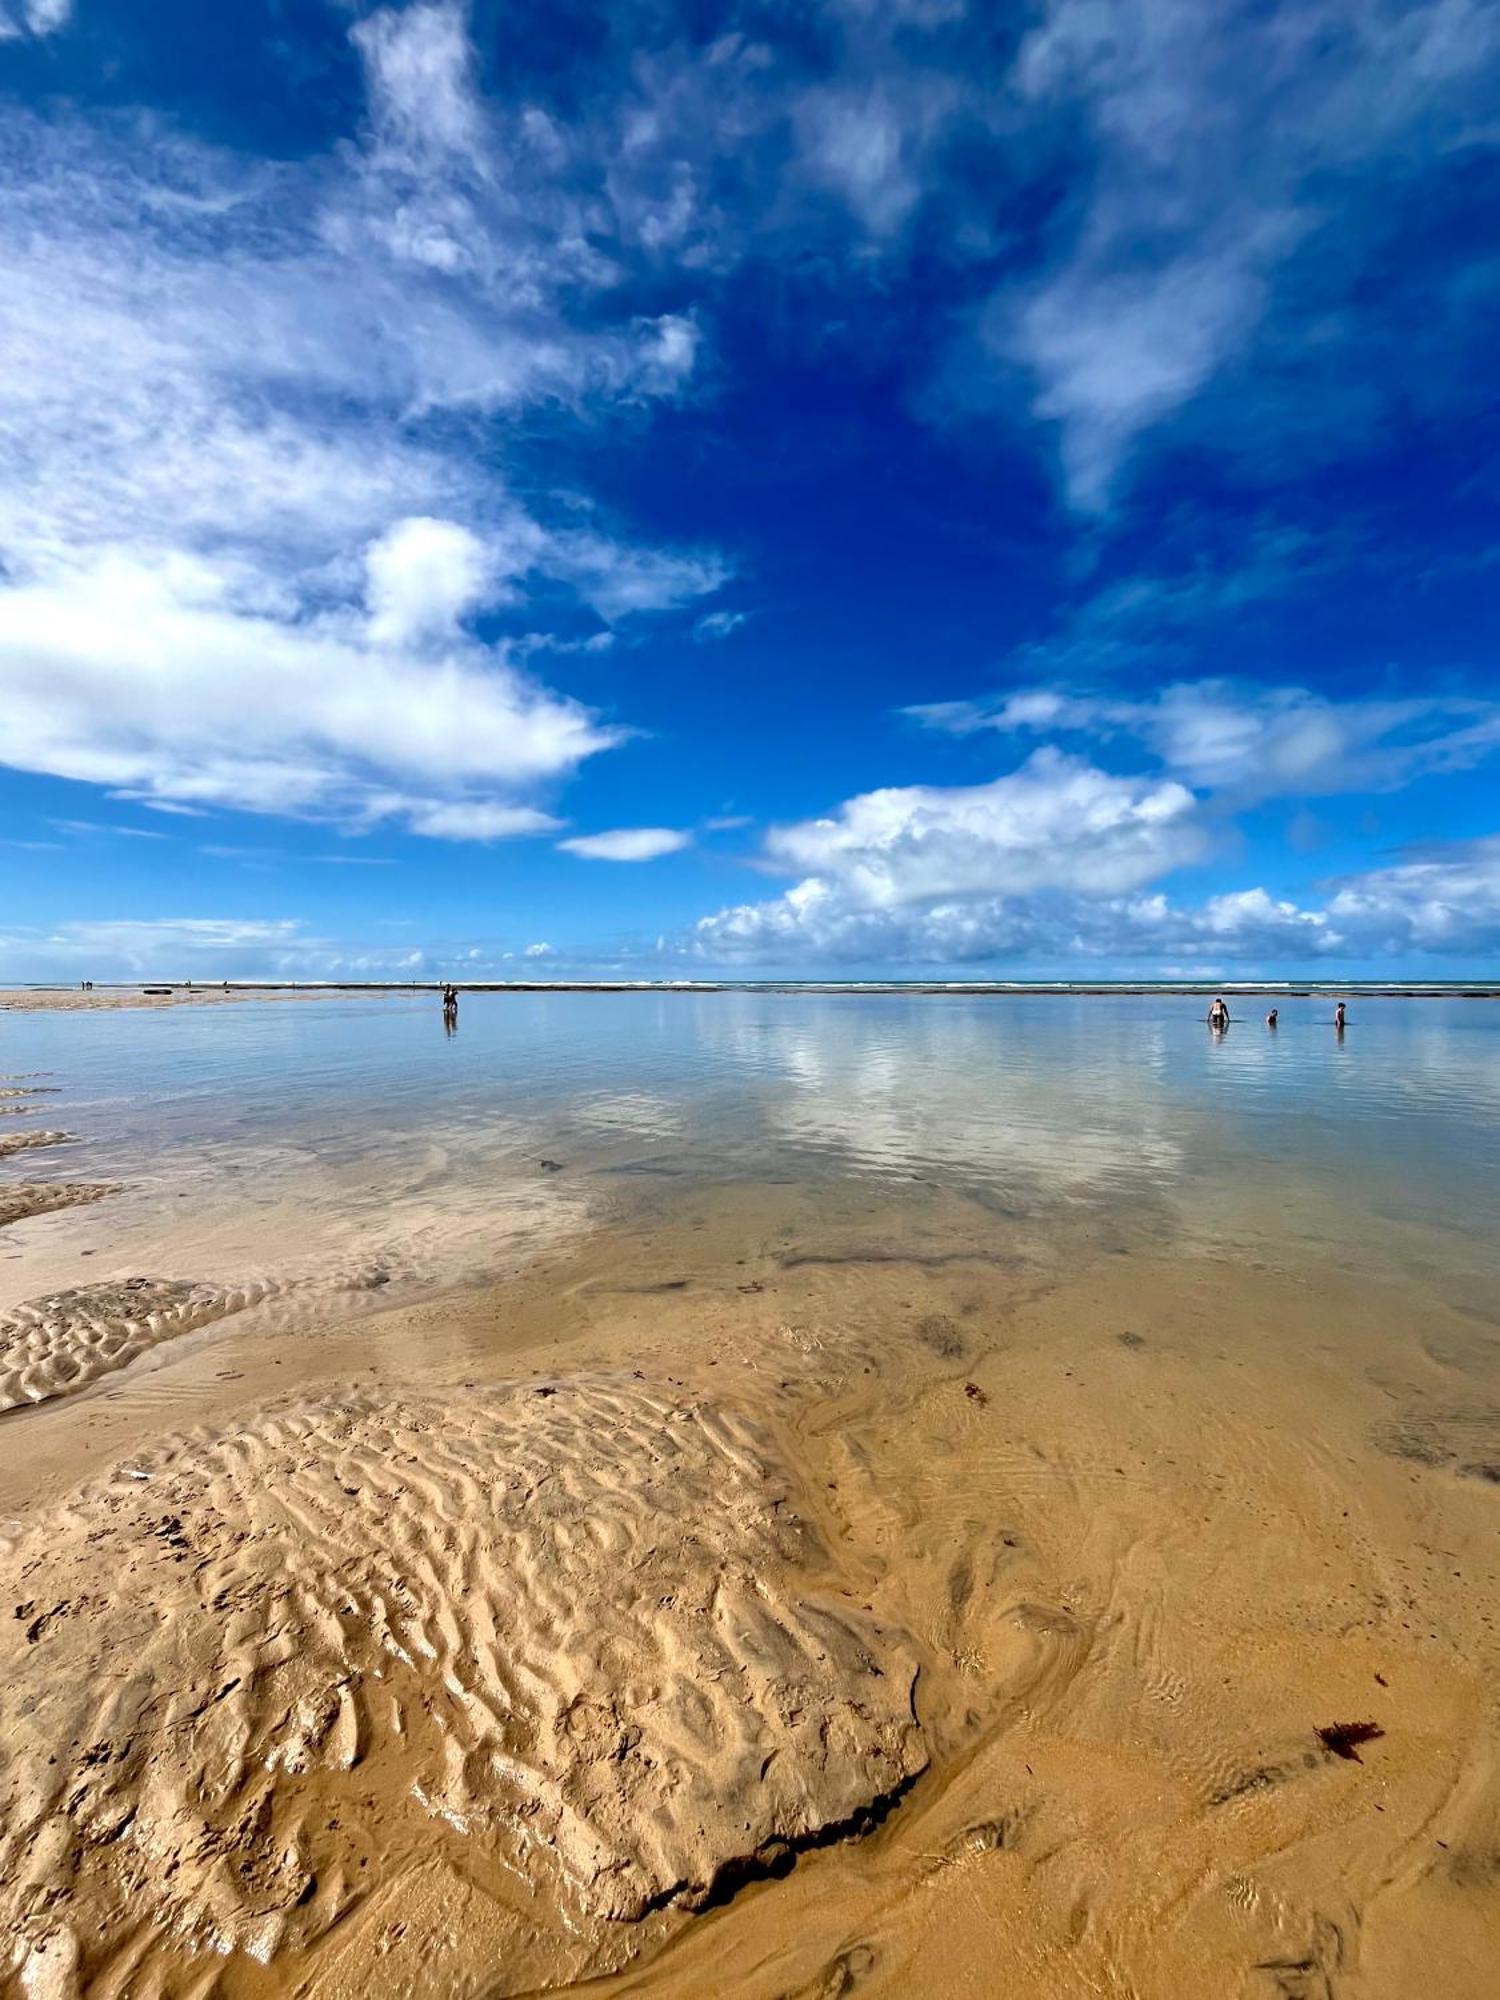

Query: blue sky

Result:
[2,0,1499,980]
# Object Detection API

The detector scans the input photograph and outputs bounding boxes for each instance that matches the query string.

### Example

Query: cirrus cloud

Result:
[908,679,1500,802]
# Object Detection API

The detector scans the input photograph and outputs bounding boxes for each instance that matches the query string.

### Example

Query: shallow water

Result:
[3,990,1498,1306]
[3,994,1499,1999]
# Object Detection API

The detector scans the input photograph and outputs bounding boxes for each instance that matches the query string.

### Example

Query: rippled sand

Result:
[2,1172,1497,1997]
[0,1182,115,1231]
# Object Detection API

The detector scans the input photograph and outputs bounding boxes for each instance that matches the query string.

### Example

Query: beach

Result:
[2,992,1497,1997]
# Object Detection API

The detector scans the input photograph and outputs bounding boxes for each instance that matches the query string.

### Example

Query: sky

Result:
[2,0,1499,982]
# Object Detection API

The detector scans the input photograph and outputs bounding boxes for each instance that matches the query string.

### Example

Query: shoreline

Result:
[4,977,1499,1008]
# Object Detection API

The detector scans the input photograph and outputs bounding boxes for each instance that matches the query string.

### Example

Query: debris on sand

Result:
[1317,1721,1385,1762]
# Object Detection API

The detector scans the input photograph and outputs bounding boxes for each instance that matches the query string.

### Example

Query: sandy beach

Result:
[0,988,334,1013]
[3,1185,1497,1997]
[1,1002,1497,1999]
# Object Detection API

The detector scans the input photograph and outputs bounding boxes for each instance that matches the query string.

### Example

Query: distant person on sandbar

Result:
[1266,1007,1278,1028]
[1207,996,1231,1031]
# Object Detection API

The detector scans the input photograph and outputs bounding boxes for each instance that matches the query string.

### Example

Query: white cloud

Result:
[550,532,729,623]
[559,827,693,861]
[761,749,1202,902]
[794,85,941,237]
[0,0,70,38]
[0,8,723,838]
[992,0,1500,506]
[365,517,497,647]
[690,721,1500,965]
[1005,238,1291,511]
[1325,836,1500,953]
[50,819,169,841]
[695,824,1500,967]
[909,679,1500,800]
[523,940,554,957]
[352,3,484,161]
[693,609,748,642]
[397,801,562,842]
[696,749,1208,956]
[0,918,315,981]
[0,539,615,832]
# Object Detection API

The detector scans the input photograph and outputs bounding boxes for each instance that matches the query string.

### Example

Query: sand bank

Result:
[0,988,333,1012]
[2,1375,923,1996]
[0,1278,273,1411]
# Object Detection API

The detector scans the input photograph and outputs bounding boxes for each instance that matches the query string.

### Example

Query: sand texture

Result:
[1,1099,1497,2000]
[0,1375,925,1997]
[0,1278,274,1412]
[0,1183,114,1231]
[0,989,328,1012]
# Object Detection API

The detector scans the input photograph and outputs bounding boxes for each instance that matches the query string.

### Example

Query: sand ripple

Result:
[0,1183,114,1232]
[0,1278,274,1413]
[0,1376,925,1996]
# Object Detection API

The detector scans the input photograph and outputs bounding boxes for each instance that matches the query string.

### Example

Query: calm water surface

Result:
[4,992,1498,1309]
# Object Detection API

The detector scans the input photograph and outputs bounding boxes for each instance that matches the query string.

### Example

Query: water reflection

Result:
[4,992,1498,1307]
[697,1002,1184,1203]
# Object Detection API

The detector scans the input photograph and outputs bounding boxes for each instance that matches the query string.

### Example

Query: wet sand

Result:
[2,1164,1497,1999]
[0,1182,114,1231]
[0,989,329,1013]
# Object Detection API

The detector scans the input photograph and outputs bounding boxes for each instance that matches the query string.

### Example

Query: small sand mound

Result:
[0,1182,114,1232]
[0,1129,75,1159]
[0,1277,270,1411]
[0,1377,925,1995]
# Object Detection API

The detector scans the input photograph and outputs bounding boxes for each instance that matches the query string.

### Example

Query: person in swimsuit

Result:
[1266,1007,1278,1028]
[1207,996,1231,1030]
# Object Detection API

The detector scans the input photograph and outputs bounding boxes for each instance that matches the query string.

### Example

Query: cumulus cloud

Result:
[0,533,615,830]
[692,738,1500,967]
[559,827,693,861]
[365,518,497,648]
[697,750,1207,955]
[694,850,1500,967]
[760,750,1203,903]
[0,5,724,838]
[909,680,1500,801]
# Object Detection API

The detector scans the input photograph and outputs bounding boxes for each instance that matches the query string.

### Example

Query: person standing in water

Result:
[1266,1007,1278,1028]
[1335,1000,1346,1034]
[1207,996,1231,1030]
